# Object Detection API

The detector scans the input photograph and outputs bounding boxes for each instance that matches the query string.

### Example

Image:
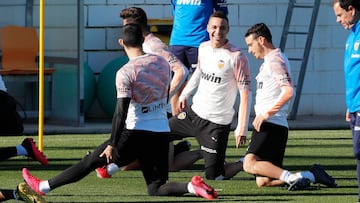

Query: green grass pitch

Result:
[0,130,357,202]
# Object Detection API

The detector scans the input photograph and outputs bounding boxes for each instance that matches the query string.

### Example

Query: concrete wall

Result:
[0,0,83,124]
[83,0,347,117]
[0,0,349,118]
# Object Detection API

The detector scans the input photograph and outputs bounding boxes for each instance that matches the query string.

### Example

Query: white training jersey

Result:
[181,41,251,125]
[115,53,171,132]
[254,48,293,128]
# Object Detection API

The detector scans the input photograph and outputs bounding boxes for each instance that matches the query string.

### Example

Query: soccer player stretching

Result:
[21,23,217,200]
[243,22,336,190]
[168,11,252,180]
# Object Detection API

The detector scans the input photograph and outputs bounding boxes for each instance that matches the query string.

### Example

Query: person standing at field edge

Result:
[333,0,360,202]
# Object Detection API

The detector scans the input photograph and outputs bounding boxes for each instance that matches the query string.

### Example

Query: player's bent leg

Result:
[243,153,262,175]
[121,159,141,170]
[24,140,111,195]
[48,145,109,189]
[223,160,243,179]
[148,175,218,200]
[170,149,202,172]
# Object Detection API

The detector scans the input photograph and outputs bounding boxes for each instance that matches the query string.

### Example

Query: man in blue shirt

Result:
[169,0,228,108]
[169,0,228,72]
[333,0,360,202]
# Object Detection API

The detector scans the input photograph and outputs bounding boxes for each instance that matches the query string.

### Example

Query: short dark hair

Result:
[122,23,143,48]
[333,0,360,11]
[244,22,273,44]
[210,10,229,24]
[120,7,148,29]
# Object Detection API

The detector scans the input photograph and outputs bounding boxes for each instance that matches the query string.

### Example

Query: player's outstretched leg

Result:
[21,138,48,165]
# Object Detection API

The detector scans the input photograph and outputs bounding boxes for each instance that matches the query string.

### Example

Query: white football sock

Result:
[187,182,195,194]
[39,181,51,194]
[280,170,299,184]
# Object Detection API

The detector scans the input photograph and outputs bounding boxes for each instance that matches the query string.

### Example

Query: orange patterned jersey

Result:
[116,53,171,132]
[143,33,188,98]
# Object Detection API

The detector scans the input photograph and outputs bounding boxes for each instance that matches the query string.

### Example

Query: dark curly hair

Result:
[120,7,148,30]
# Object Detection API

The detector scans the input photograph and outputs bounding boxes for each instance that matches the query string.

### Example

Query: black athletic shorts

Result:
[169,107,231,179]
[112,130,169,187]
[246,122,288,167]
[168,109,197,141]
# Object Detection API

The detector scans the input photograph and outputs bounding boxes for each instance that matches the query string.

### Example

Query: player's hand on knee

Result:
[100,145,113,163]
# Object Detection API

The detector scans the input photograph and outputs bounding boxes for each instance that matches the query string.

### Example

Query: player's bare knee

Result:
[242,159,253,174]
[243,154,258,174]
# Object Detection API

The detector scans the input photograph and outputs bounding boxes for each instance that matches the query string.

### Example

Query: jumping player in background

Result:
[21,23,218,200]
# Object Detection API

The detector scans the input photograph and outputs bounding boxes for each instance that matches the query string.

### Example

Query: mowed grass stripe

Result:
[0,130,357,203]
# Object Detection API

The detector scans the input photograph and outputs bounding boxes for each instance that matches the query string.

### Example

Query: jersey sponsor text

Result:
[141,102,167,114]
[201,72,222,84]
[176,0,201,6]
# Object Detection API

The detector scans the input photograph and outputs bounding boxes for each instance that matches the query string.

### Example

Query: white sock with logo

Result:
[280,170,299,184]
